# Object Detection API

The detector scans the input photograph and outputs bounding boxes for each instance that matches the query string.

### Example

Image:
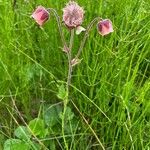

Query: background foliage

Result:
[0,0,150,149]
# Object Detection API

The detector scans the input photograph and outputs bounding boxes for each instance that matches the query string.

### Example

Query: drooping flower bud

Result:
[63,1,84,29]
[97,19,113,36]
[76,26,86,35]
[71,58,82,66]
[31,6,49,26]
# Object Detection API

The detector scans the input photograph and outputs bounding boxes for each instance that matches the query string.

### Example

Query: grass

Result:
[0,0,150,149]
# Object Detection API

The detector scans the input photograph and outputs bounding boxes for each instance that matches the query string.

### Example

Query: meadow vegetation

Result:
[0,0,150,149]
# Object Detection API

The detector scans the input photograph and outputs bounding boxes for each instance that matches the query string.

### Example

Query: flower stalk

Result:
[47,8,68,51]
[62,29,75,150]
[67,29,74,89]
[75,17,102,60]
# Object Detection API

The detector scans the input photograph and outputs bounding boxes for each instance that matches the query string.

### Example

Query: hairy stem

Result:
[48,8,68,50]
[75,17,102,59]
[67,29,74,89]
[62,29,74,150]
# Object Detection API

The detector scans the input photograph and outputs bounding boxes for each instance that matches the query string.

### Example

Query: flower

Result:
[31,6,49,26]
[76,26,86,35]
[63,1,84,29]
[97,19,113,36]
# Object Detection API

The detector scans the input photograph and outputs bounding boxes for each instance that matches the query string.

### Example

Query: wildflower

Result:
[97,19,113,36]
[31,6,49,26]
[63,1,84,29]
[76,26,86,35]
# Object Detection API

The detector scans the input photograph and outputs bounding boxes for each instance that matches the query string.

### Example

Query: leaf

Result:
[49,140,56,150]
[28,118,48,138]
[64,118,79,134]
[57,84,67,100]
[59,107,74,121]
[14,126,31,140]
[59,107,79,134]
[44,105,62,127]
[0,134,5,150]
[32,142,42,150]
[4,139,30,150]
[65,107,74,120]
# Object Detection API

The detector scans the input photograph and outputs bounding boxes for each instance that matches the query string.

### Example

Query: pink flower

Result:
[63,1,84,29]
[31,6,49,26]
[97,19,113,36]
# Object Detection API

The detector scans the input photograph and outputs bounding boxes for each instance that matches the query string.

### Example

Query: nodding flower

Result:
[31,6,50,26]
[63,1,84,29]
[97,19,113,36]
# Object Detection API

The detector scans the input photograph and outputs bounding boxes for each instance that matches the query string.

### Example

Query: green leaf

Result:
[49,140,56,150]
[59,107,74,121]
[57,84,67,100]
[44,105,62,127]
[65,107,74,120]
[0,134,5,150]
[4,139,30,150]
[64,118,79,134]
[28,118,48,138]
[59,107,78,134]
[32,142,41,150]
[14,126,31,140]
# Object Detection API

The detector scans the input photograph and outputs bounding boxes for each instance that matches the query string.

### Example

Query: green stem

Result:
[67,29,74,89]
[48,8,68,50]
[62,29,74,150]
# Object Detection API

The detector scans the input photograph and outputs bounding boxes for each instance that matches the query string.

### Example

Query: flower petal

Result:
[76,26,86,35]
[31,6,49,26]
[63,1,84,29]
[97,19,113,36]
